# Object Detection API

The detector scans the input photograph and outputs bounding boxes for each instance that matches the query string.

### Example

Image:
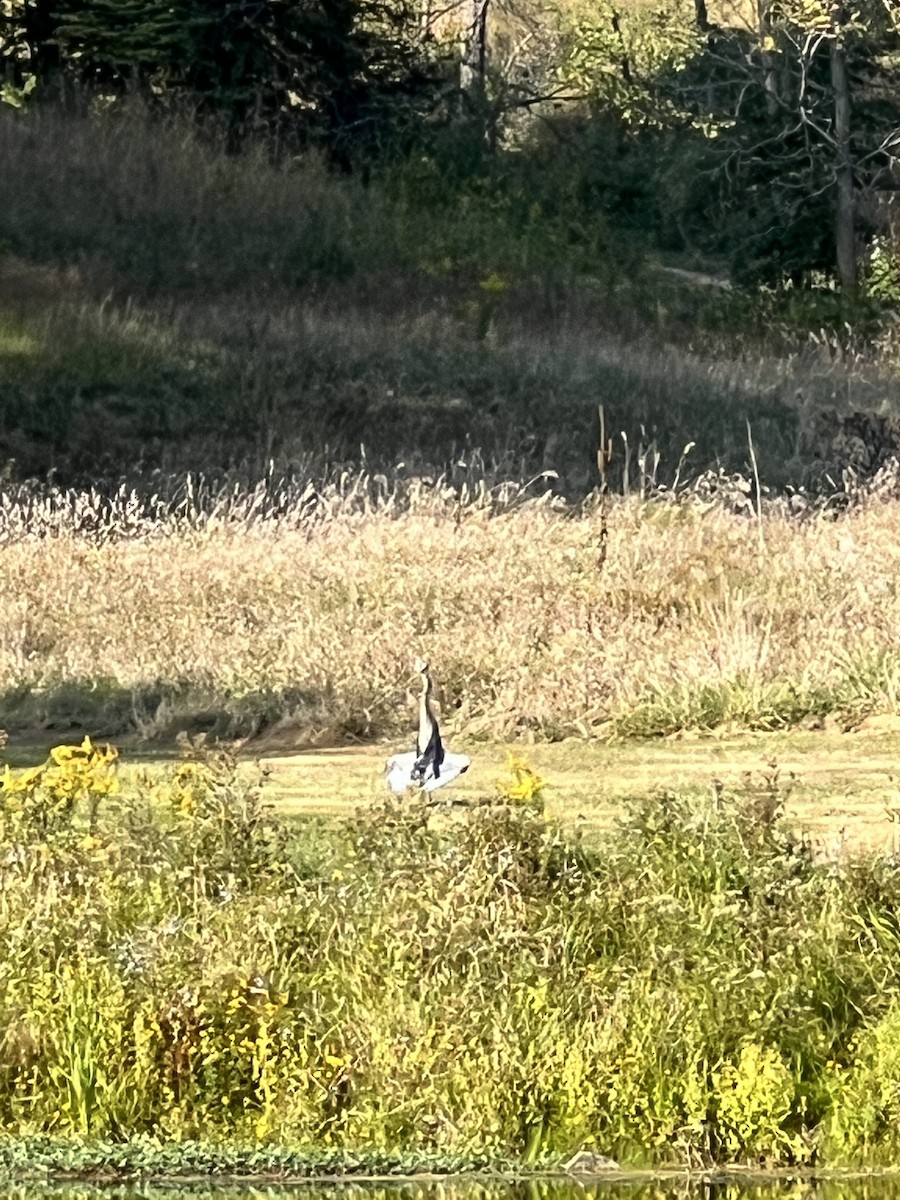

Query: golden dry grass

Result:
[2,474,900,745]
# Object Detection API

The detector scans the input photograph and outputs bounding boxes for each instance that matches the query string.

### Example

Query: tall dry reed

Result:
[1,470,899,739]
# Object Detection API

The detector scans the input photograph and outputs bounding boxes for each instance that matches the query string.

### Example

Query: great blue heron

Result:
[385,659,470,794]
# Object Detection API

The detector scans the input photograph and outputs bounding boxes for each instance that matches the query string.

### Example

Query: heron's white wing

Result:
[385,752,419,794]
[384,750,471,794]
[421,752,471,793]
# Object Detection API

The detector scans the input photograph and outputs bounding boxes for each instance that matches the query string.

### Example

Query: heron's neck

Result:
[418,673,436,743]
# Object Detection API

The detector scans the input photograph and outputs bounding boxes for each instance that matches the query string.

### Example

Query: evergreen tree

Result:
[0,0,444,162]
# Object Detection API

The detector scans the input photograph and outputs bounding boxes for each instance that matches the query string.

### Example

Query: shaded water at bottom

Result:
[4,1179,900,1200]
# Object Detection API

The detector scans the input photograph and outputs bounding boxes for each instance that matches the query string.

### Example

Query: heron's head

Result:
[414,657,429,676]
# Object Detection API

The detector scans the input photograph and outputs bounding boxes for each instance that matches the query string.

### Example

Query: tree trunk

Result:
[610,11,632,86]
[757,0,778,116]
[830,7,856,294]
[460,0,490,103]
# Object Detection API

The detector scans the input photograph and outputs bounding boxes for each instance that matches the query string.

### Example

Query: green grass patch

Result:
[0,1136,516,1181]
[610,679,836,739]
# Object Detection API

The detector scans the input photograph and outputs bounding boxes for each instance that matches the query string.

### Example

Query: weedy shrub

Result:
[496,754,547,812]
[0,735,117,841]
[3,738,900,1163]
[162,734,289,895]
[0,107,619,299]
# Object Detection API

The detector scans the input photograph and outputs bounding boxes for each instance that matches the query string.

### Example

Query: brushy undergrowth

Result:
[2,471,900,741]
[0,1184,891,1200]
[4,735,900,1165]
[0,106,620,299]
[2,108,900,484]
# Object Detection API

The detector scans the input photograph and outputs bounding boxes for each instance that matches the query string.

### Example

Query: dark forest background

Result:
[1,0,899,486]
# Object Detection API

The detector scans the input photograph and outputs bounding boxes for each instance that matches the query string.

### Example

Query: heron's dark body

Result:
[412,723,444,783]
[412,663,444,783]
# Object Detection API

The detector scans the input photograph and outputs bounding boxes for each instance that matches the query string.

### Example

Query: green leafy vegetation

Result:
[3,735,900,1165]
[0,0,444,163]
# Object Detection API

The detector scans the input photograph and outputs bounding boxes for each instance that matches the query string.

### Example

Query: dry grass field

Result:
[5,464,900,865]
[4,474,900,742]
